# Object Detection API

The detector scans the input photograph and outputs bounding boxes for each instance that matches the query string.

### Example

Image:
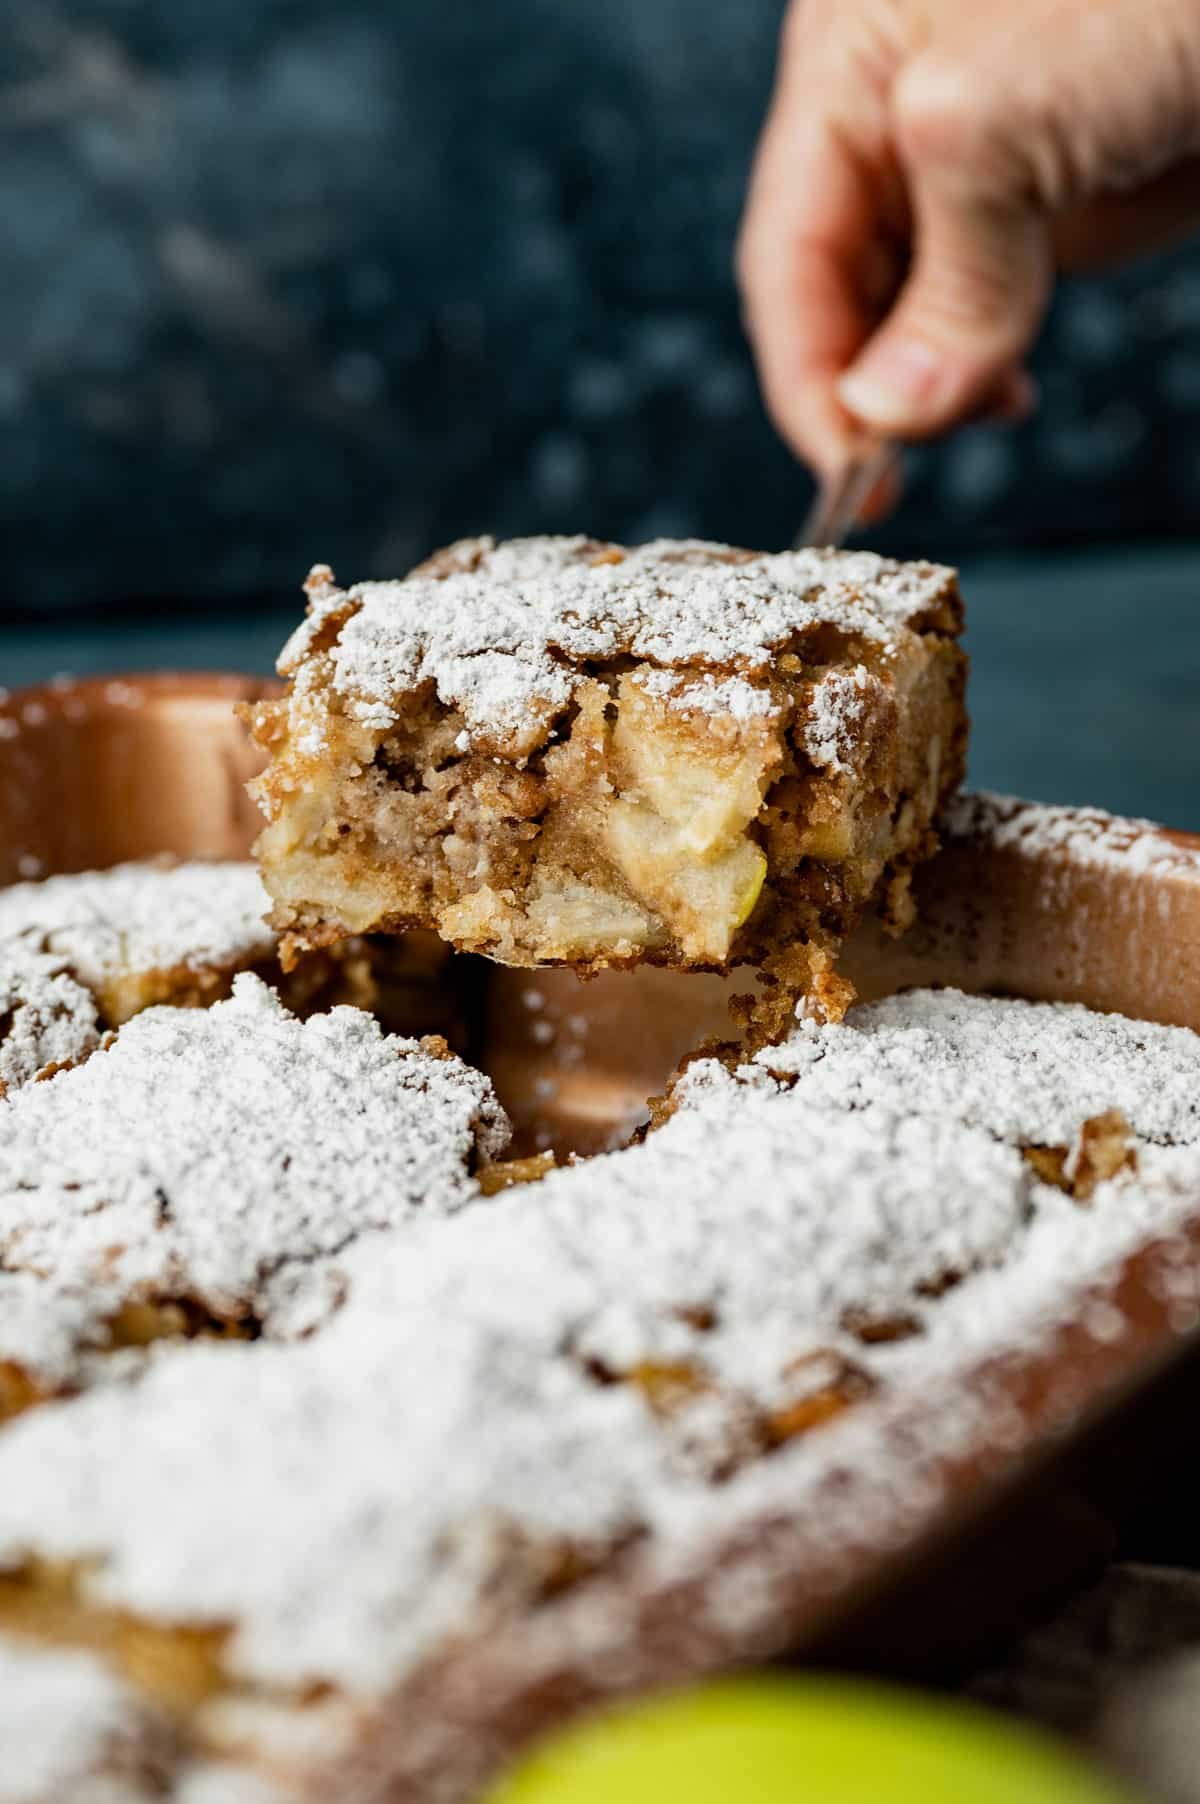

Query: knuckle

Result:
[908,220,1047,346]
[913,264,1019,341]
[893,53,1006,176]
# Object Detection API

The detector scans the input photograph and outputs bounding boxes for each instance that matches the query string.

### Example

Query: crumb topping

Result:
[0,1632,296,1801]
[0,948,100,1098]
[282,539,958,746]
[0,862,277,993]
[802,665,875,775]
[0,1638,163,1802]
[945,792,1200,878]
[0,975,508,1385]
[635,668,783,723]
[719,987,1200,1148]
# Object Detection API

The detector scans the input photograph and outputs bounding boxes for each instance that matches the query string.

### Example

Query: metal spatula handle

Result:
[795,440,898,550]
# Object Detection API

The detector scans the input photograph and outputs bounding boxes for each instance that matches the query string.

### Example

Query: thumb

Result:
[838,60,1055,438]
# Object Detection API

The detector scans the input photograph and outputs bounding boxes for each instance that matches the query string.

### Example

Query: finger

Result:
[838,53,1055,439]
[739,103,899,475]
[1053,156,1200,270]
[848,368,1035,533]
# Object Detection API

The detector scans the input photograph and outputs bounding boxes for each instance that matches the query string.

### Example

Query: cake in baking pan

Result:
[2,973,1200,1800]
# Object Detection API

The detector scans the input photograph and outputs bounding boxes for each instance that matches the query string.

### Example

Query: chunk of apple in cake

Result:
[246,537,965,1019]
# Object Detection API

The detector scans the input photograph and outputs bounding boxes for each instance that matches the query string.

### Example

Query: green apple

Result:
[486,1676,1135,1804]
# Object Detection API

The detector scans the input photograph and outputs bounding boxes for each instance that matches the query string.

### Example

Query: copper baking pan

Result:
[3,672,1200,1788]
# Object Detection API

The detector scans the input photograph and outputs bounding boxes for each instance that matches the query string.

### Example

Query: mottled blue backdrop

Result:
[3,0,1200,618]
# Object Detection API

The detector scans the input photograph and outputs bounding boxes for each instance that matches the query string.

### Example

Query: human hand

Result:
[738,0,1200,482]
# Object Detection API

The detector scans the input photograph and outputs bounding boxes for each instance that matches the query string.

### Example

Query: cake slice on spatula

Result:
[246,535,966,1026]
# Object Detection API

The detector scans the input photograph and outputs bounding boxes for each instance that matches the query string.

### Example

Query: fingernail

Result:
[838,338,945,428]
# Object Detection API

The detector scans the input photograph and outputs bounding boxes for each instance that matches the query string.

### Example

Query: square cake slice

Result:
[246,536,966,1018]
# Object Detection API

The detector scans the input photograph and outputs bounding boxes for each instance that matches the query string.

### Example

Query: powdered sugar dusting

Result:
[0,1639,161,1803]
[946,792,1200,879]
[0,862,276,996]
[0,947,100,1095]
[455,534,598,583]
[724,988,1200,1148]
[636,668,780,722]
[0,1269,113,1383]
[280,539,958,744]
[803,665,874,774]
[0,1095,1032,1696]
[0,975,508,1385]
[0,1636,295,1803]
[1,990,1199,1743]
